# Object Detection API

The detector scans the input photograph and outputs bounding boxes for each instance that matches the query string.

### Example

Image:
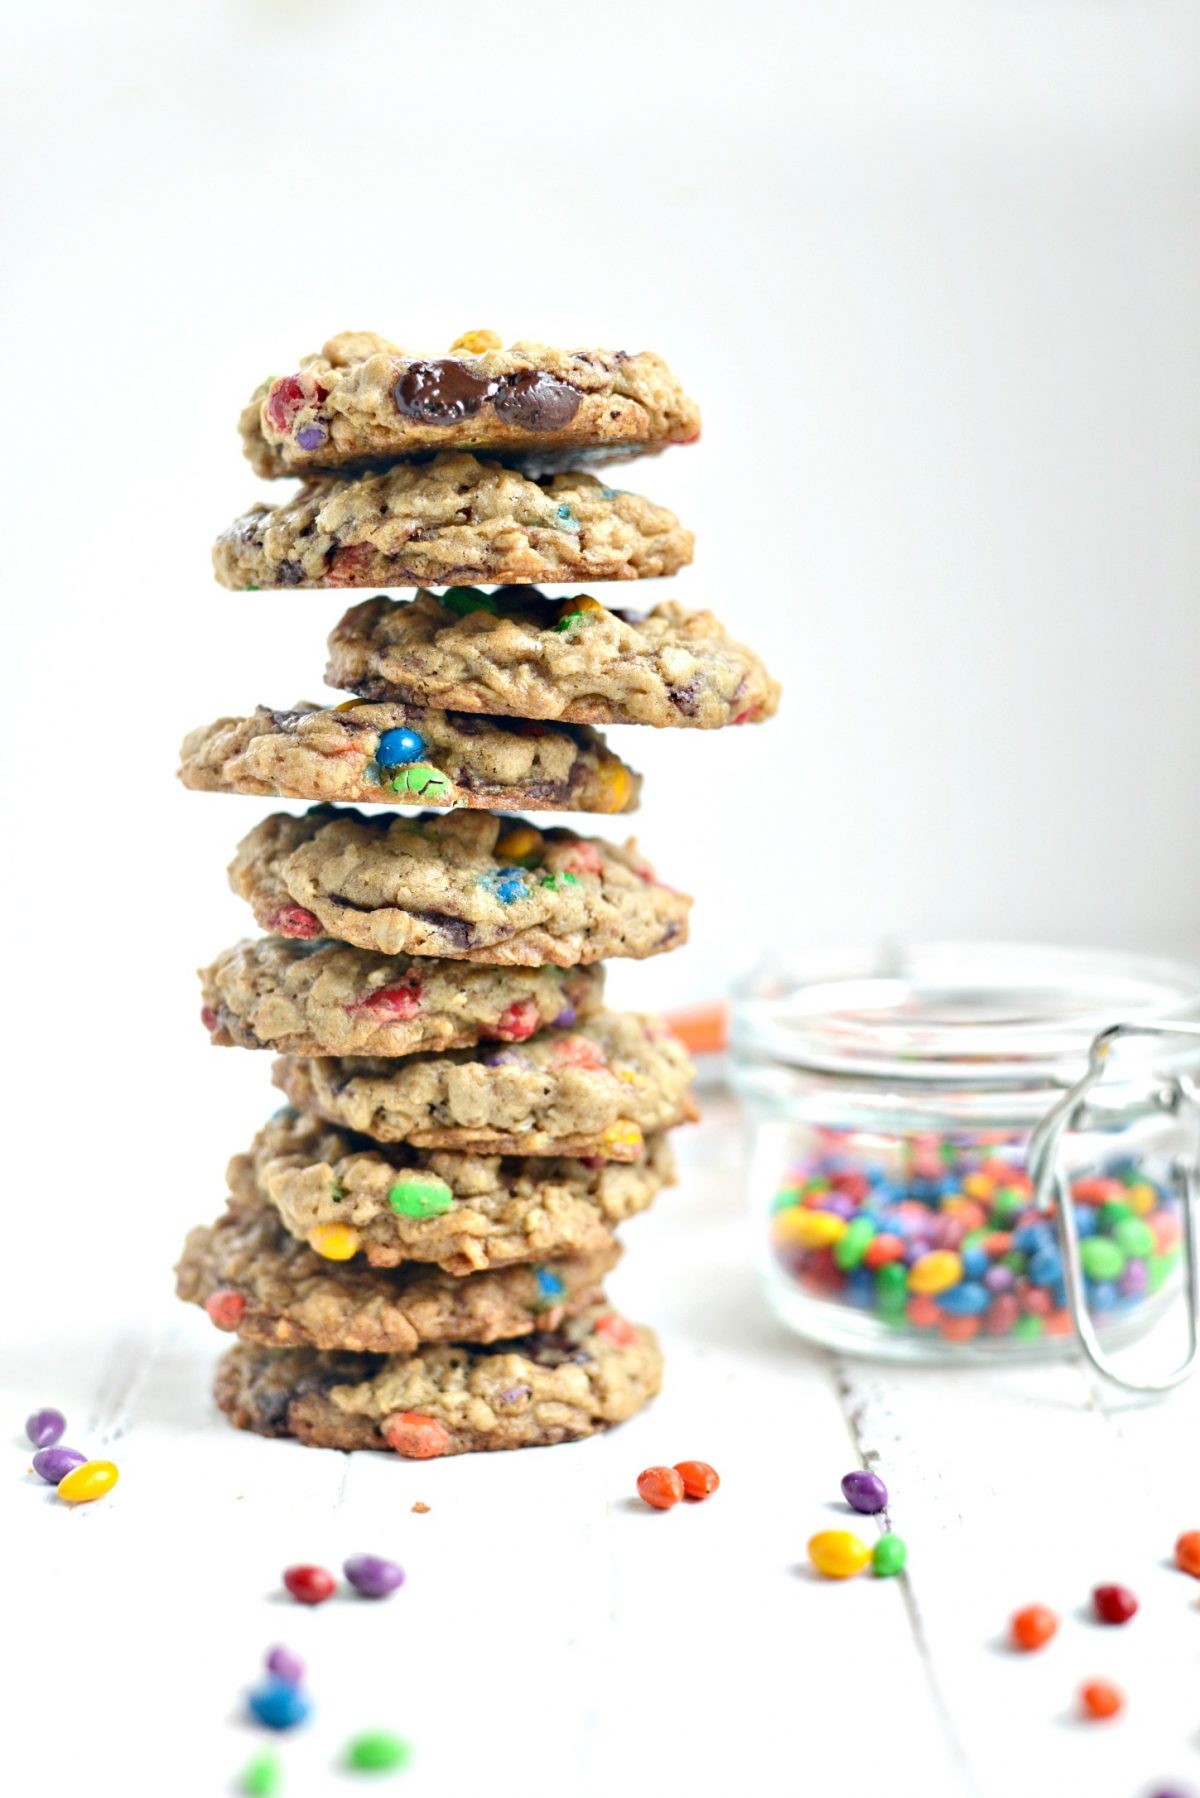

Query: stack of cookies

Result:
[176,330,780,1461]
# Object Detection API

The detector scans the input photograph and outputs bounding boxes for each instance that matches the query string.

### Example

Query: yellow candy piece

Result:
[780,1208,848,1250]
[808,1529,871,1579]
[603,1122,644,1153]
[495,825,543,860]
[309,1223,361,1261]
[1129,1182,1158,1217]
[556,595,607,622]
[58,1460,119,1504]
[332,698,365,713]
[595,763,632,813]
[450,329,502,354]
[963,1172,995,1200]
[907,1249,964,1295]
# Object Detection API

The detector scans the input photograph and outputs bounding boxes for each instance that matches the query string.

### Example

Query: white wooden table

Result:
[7,1091,1199,1798]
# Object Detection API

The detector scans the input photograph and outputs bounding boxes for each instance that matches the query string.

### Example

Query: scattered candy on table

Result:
[248,1678,312,1731]
[283,1564,335,1606]
[239,1751,282,1796]
[808,1530,872,1578]
[873,1534,907,1577]
[674,1460,720,1500]
[841,1469,888,1513]
[346,1730,412,1773]
[768,1127,1182,1344]
[1092,1583,1138,1624]
[1010,1603,1058,1651]
[1174,1530,1200,1577]
[344,1554,406,1599]
[637,1466,685,1510]
[32,1446,86,1484]
[57,1459,119,1504]
[26,1407,65,1447]
[1079,1678,1123,1720]
[265,1645,305,1685]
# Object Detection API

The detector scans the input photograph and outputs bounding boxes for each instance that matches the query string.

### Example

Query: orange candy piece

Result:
[939,1315,980,1343]
[674,1460,720,1500]
[594,1314,637,1347]
[637,1466,685,1509]
[384,1411,451,1459]
[1175,1530,1200,1576]
[1011,1603,1059,1651]
[1080,1678,1124,1720]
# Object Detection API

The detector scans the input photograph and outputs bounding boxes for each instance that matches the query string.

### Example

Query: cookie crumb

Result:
[412,1501,430,1514]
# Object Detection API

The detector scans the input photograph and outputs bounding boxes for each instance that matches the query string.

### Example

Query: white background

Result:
[4,5,1200,1796]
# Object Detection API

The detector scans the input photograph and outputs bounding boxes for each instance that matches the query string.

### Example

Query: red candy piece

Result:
[270,905,322,940]
[551,1035,607,1071]
[984,1293,1020,1336]
[204,1290,246,1332]
[1080,1678,1123,1720]
[200,1005,219,1033]
[864,1234,905,1270]
[939,1315,980,1343]
[594,1314,637,1347]
[1092,1583,1138,1624]
[674,1460,720,1500]
[327,543,375,586]
[1011,1603,1058,1652]
[565,841,604,877]
[495,999,539,1042]
[384,1412,451,1460]
[265,374,306,433]
[282,1564,335,1606]
[349,979,422,1021]
[1174,1530,1200,1576]
[637,1466,684,1510]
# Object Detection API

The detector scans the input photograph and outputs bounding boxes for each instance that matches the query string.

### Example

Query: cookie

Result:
[239,330,700,478]
[213,1305,663,1456]
[213,454,693,591]
[239,1108,675,1274]
[200,939,603,1057]
[270,1011,697,1160]
[327,590,782,729]
[179,701,640,815]
[176,1196,618,1354]
[228,807,691,965]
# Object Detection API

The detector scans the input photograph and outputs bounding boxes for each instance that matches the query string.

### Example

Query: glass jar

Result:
[731,942,1200,1361]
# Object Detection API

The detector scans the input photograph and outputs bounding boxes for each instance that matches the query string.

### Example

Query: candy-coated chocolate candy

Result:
[495,998,540,1041]
[864,1232,905,1269]
[282,1564,335,1606]
[57,1460,119,1503]
[1080,1238,1126,1282]
[1174,1530,1200,1576]
[808,1530,871,1578]
[1011,1603,1058,1651]
[908,1251,963,1296]
[834,1217,875,1271]
[1112,1217,1154,1259]
[594,1314,638,1346]
[939,1314,981,1343]
[388,762,452,799]
[841,1469,888,1513]
[450,328,502,352]
[32,1446,86,1484]
[1092,1583,1138,1624]
[873,1533,907,1577]
[937,1280,989,1316]
[784,1209,848,1250]
[906,1294,941,1328]
[594,762,632,811]
[346,1731,412,1772]
[350,979,422,1021]
[270,904,322,939]
[494,825,542,861]
[205,1289,247,1331]
[265,1645,305,1685]
[240,1751,283,1795]
[442,586,498,615]
[384,1411,451,1459]
[387,1173,454,1218]
[309,1223,361,1260]
[26,1408,65,1447]
[602,1122,643,1154]
[375,726,426,768]
[637,1466,685,1509]
[1080,1678,1123,1720]
[344,1554,406,1599]
[674,1460,720,1499]
[248,1679,311,1731]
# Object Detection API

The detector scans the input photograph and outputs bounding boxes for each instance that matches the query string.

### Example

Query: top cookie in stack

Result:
[180,329,781,1461]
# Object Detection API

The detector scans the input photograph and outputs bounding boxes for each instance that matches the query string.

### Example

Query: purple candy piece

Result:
[26,1408,65,1448]
[497,1384,532,1405]
[841,1469,889,1514]
[343,1554,406,1600]
[294,421,327,450]
[1118,1258,1147,1298]
[552,1004,577,1029]
[32,1445,87,1484]
[814,1193,858,1220]
[485,1047,528,1068]
[265,1644,306,1686]
[984,1265,1015,1294]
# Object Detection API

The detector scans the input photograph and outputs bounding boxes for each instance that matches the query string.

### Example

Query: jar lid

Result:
[732,941,1200,1089]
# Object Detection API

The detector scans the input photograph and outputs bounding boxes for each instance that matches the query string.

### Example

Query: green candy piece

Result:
[1112,1217,1154,1259]
[442,587,497,616]
[240,1754,282,1797]
[389,763,452,799]
[992,1186,1027,1220]
[346,1731,412,1773]
[961,1228,990,1254]
[388,1174,454,1219]
[1080,1237,1126,1282]
[554,611,586,632]
[875,1263,908,1317]
[873,1533,907,1577]
[834,1217,875,1272]
[771,1187,802,1213]
[1000,1251,1026,1274]
[1097,1200,1134,1232]
[1011,1314,1044,1340]
[1148,1253,1170,1293]
[539,871,581,890]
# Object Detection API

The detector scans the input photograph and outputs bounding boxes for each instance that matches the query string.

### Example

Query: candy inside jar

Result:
[732,943,1200,1362]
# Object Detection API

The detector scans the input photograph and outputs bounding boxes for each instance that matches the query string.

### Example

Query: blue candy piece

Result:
[961,1247,989,1279]
[248,1679,311,1732]
[1014,1223,1053,1255]
[485,868,528,906]
[1087,1279,1118,1313]
[554,504,579,528]
[846,1269,876,1310]
[937,1281,989,1317]
[1073,1206,1098,1239]
[1029,1248,1063,1288]
[535,1266,565,1299]
[376,727,426,768]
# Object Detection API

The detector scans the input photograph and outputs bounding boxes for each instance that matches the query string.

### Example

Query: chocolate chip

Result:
[409,910,472,950]
[492,371,582,431]
[395,359,496,423]
[275,559,304,586]
[667,679,701,716]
